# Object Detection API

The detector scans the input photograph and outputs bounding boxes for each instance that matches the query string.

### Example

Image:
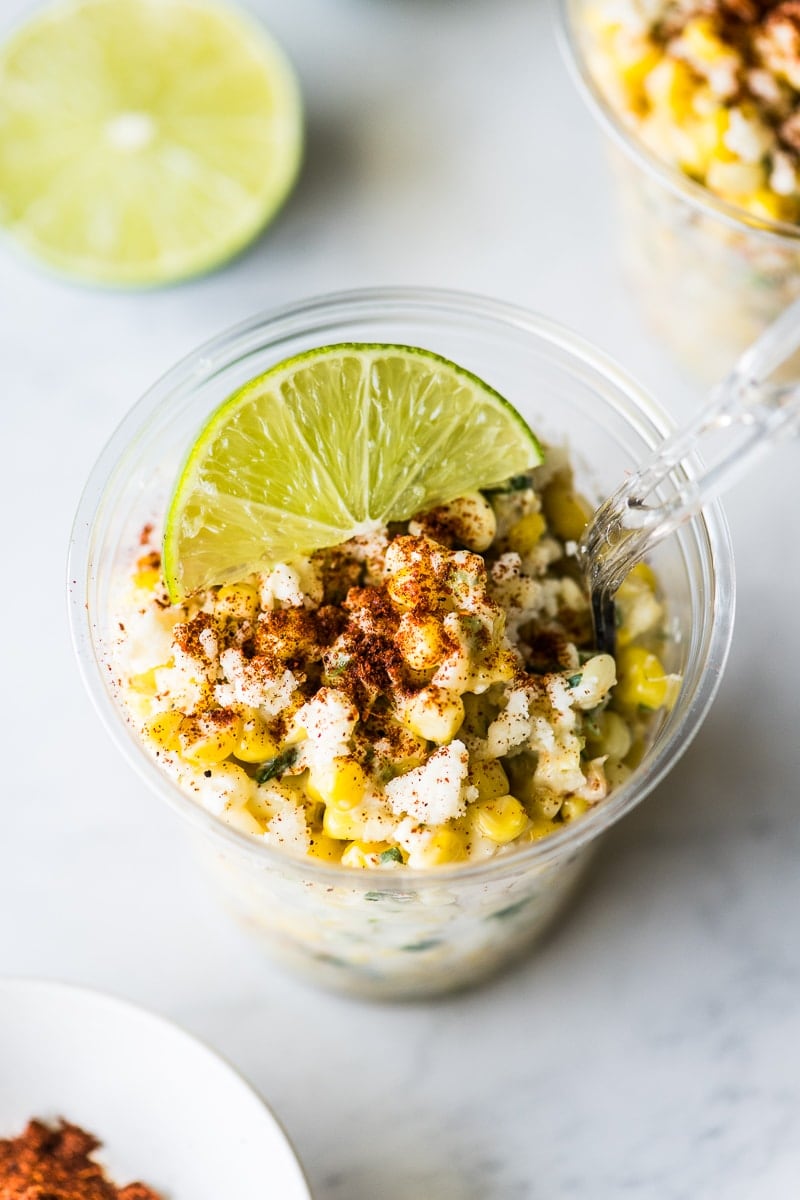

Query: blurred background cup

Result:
[69,288,734,1000]
[560,0,800,382]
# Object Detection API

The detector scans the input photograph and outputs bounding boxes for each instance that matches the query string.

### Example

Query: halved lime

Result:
[0,0,302,285]
[163,344,544,599]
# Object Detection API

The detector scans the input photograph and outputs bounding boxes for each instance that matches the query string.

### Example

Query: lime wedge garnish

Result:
[163,344,544,599]
[0,0,302,285]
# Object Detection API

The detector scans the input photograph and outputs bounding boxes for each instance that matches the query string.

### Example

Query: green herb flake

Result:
[379,847,403,864]
[325,655,352,680]
[255,746,298,784]
[566,673,583,688]
[482,474,532,497]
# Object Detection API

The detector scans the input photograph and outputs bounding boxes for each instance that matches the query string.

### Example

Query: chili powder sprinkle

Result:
[0,1119,162,1199]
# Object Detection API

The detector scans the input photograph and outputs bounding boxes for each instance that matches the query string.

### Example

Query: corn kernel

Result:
[224,807,266,836]
[397,612,445,670]
[522,818,561,843]
[706,157,766,199]
[531,789,563,821]
[322,804,365,841]
[308,833,344,863]
[469,759,510,803]
[214,582,259,621]
[234,717,279,763]
[584,709,632,760]
[542,480,592,542]
[628,561,657,591]
[618,45,661,99]
[130,666,161,695]
[681,16,730,66]
[506,511,546,555]
[133,567,161,591]
[474,794,528,844]
[615,646,669,710]
[561,796,590,823]
[145,709,184,751]
[418,828,468,866]
[341,841,403,868]
[644,58,696,121]
[745,189,799,224]
[179,714,242,765]
[678,108,729,174]
[405,687,464,744]
[386,566,419,609]
[315,757,368,811]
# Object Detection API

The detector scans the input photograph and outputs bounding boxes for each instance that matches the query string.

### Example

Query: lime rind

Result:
[163,343,544,600]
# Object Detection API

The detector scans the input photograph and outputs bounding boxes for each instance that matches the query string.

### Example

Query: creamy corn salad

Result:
[587,0,800,220]
[116,450,678,871]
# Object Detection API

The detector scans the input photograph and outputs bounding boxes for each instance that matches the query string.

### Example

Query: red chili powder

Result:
[0,1120,162,1199]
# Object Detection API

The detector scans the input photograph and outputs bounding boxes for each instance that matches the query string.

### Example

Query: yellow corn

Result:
[133,567,161,591]
[398,612,445,670]
[506,511,546,555]
[745,189,799,224]
[644,58,697,121]
[180,715,242,765]
[144,709,184,752]
[214,582,259,621]
[542,480,591,542]
[405,688,464,744]
[474,794,528,844]
[322,804,365,841]
[386,566,418,609]
[130,665,161,695]
[679,108,729,174]
[522,818,561,843]
[561,796,590,823]
[617,44,661,96]
[531,789,564,821]
[234,717,279,763]
[418,828,468,866]
[681,16,730,66]
[626,561,657,592]
[316,757,368,811]
[706,157,766,199]
[341,841,404,868]
[615,646,669,710]
[584,709,632,760]
[469,759,509,803]
[307,833,344,863]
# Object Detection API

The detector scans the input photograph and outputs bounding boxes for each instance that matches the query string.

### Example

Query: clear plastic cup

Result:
[68,287,735,1000]
[560,0,800,381]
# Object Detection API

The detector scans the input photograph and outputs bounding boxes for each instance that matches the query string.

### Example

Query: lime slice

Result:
[164,343,544,600]
[0,0,302,285]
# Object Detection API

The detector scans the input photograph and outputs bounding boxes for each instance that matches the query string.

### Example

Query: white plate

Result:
[0,978,311,1199]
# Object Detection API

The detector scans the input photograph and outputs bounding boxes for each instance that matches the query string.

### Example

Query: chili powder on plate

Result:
[0,1119,161,1199]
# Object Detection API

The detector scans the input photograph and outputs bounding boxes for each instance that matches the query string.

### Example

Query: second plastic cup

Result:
[69,288,734,999]
[560,0,800,381]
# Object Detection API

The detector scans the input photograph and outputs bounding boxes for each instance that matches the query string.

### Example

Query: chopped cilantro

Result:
[379,847,403,864]
[255,746,298,784]
[483,474,532,496]
[566,673,583,688]
[325,655,352,680]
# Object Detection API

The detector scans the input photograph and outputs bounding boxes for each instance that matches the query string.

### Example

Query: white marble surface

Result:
[2,0,799,1197]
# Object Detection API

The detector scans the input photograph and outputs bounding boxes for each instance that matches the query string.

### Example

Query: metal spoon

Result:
[580,295,800,657]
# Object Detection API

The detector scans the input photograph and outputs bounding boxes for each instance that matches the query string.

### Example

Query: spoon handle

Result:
[582,296,800,596]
